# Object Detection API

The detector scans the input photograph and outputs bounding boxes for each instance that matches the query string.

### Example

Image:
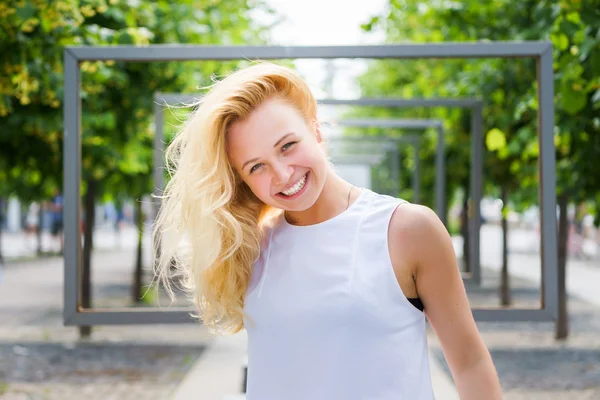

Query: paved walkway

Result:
[1,224,145,261]
[0,247,212,400]
[2,224,600,399]
[171,331,459,400]
[453,224,600,307]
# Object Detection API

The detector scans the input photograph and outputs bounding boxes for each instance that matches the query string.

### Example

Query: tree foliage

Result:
[1,0,274,204]
[358,0,600,339]
[357,0,600,214]
[0,0,275,317]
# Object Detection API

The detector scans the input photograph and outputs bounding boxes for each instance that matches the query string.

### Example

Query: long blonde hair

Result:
[153,62,318,334]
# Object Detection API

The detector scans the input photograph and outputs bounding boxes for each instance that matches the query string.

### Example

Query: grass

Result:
[0,383,9,395]
[140,284,158,306]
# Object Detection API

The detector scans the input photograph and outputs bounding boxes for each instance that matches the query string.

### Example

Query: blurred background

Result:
[1,0,600,399]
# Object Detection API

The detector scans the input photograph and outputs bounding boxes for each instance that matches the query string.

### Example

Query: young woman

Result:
[153,63,502,399]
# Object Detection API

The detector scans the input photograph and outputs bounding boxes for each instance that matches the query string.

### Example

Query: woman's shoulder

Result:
[388,202,450,261]
[359,190,410,221]
[362,189,408,206]
[390,202,443,236]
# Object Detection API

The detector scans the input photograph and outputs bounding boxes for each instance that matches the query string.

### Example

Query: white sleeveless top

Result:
[243,189,434,399]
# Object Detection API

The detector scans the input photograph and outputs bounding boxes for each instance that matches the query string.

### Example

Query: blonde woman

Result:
[154,63,502,399]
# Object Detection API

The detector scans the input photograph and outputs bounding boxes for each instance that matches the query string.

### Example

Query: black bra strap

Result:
[407,298,424,312]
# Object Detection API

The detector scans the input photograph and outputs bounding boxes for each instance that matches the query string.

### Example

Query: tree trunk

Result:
[500,185,511,306]
[555,193,569,340]
[0,221,3,266]
[36,202,43,256]
[80,178,97,338]
[0,197,4,266]
[461,197,470,274]
[132,199,144,303]
[443,194,449,237]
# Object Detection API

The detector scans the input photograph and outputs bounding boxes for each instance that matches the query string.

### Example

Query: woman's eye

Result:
[250,163,263,174]
[282,141,297,152]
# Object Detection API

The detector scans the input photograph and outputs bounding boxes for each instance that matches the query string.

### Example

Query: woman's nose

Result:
[273,162,293,185]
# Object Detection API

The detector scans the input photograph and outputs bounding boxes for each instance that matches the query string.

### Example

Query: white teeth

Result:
[281,174,307,196]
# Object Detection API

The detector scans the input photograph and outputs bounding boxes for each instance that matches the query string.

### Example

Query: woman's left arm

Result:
[406,205,502,399]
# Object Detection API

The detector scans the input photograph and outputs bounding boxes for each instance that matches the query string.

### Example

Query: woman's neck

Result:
[284,170,358,226]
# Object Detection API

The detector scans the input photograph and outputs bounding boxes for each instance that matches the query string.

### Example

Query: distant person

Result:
[112,206,126,248]
[153,63,502,399]
[0,197,5,231]
[0,198,4,280]
[116,207,125,230]
[50,190,64,254]
[25,202,40,248]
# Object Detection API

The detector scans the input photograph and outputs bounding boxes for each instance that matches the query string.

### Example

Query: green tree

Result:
[1,0,276,336]
[360,0,600,339]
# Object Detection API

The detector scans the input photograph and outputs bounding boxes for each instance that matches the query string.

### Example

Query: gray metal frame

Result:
[63,42,557,324]
[331,154,387,195]
[325,137,400,196]
[319,98,483,285]
[335,119,446,225]
[331,153,387,165]
[326,135,422,202]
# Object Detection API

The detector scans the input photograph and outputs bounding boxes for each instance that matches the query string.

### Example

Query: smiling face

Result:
[226,97,329,211]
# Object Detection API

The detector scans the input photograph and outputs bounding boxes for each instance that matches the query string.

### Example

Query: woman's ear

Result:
[312,119,323,143]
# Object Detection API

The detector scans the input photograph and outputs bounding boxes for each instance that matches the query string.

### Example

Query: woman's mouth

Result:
[278,172,309,199]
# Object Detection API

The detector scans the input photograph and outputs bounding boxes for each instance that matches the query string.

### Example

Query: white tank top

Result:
[243,188,435,399]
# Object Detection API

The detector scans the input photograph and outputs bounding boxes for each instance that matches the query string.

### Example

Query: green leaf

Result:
[360,16,380,32]
[510,160,521,174]
[551,33,569,51]
[561,82,587,115]
[579,37,598,61]
[592,89,600,105]
[16,3,36,20]
[522,141,539,160]
[565,12,581,24]
[486,128,507,151]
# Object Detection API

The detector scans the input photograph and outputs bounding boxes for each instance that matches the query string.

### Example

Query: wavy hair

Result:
[153,62,318,334]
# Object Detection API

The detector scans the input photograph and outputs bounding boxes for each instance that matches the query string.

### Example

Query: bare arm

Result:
[390,204,502,399]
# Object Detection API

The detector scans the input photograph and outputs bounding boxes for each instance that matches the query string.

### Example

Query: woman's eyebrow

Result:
[241,132,295,171]
[242,157,260,171]
[272,132,294,148]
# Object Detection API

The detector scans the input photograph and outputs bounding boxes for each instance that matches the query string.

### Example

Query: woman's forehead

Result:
[228,100,305,145]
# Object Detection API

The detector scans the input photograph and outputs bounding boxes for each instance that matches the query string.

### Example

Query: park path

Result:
[1,224,599,399]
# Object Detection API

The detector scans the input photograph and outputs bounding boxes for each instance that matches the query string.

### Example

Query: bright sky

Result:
[255,0,387,99]
[263,0,386,46]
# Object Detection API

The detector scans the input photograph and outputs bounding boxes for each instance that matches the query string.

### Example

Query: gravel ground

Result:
[0,321,212,400]
[429,268,600,400]
[2,249,599,399]
[0,341,205,400]
[0,259,212,400]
